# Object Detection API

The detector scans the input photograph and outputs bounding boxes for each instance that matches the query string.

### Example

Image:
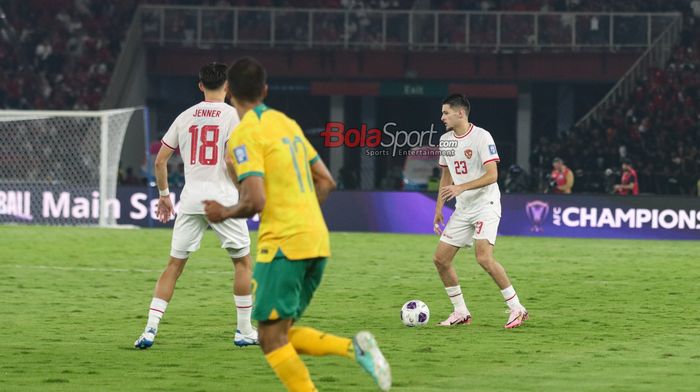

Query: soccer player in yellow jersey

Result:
[204,57,391,392]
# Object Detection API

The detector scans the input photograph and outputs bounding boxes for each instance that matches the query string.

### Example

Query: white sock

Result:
[501,286,522,310]
[445,285,469,315]
[234,295,253,334]
[146,297,168,333]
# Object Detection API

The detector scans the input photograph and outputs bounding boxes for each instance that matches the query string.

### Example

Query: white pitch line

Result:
[13,264,231,275]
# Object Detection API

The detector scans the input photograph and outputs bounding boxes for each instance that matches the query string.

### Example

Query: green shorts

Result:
[252,251,327,322]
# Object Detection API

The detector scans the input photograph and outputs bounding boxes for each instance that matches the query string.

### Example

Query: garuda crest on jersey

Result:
[464,149,473,159]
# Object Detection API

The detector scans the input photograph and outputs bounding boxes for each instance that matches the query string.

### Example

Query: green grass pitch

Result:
[1,225,699,391]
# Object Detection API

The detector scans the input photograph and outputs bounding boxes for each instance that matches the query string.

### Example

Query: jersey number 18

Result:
[188,125,219,165]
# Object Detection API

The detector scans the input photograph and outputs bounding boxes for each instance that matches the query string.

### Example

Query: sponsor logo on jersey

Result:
[464,149,472,159]
[234,146,248,163]
[488,144,497,155]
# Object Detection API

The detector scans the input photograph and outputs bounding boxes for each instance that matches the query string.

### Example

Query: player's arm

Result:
[310,158,336,204]
[205,125,266,222]
[558,170,574,192]
[433,166,453,235]
[205,176,266,222]
[440,161,498,202]
[622,174,636,190]
[154,146,173,193]
[615,182,634,191]
[298,131,335,204]
[154,144,175,223]
[225,154,240,190]
[435,166,452,212]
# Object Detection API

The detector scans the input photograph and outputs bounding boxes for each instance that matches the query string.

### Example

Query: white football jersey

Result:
[161,101,240,214]
[438,124,501,212]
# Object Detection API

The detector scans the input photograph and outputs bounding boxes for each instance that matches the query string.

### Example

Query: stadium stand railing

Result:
[576,14,684,127]
[137,5,681,52]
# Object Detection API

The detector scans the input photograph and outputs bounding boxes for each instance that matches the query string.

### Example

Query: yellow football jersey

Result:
[228,104,330,262]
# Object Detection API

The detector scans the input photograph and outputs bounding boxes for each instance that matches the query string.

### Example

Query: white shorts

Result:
[440,203,501,248]
[170,213,251,259]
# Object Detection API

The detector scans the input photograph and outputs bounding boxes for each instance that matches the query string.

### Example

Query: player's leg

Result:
[472,213,528,329]
[260,319,317,392]
[435,210,473,326]
[287,258,352,357]
[153,256,188,302]
[474,239,512,289]
[210,217,257,344]
[135,214,206,349]
[287,259,356,359]
[286,258,391,391]
[231,253,257,345]
[254,253,317,391]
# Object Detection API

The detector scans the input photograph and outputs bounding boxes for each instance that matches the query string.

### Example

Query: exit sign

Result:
[380,82,447,97]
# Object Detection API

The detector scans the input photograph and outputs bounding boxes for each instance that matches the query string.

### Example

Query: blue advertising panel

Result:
[500,194,700,240]
[1,186,698,240]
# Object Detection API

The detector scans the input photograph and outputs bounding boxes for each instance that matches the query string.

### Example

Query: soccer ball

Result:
[400,300,430,327]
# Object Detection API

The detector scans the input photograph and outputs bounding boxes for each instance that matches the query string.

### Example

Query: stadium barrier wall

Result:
[0,187,698,240]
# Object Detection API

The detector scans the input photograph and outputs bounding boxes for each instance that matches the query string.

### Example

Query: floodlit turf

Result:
[1,225,699,391]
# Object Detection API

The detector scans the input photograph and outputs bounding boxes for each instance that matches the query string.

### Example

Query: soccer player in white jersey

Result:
[433,94,528,329]
[134,63,258,348]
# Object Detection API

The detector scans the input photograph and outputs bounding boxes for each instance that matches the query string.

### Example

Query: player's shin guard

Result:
[288,326,354,359]
[265,343,317,392]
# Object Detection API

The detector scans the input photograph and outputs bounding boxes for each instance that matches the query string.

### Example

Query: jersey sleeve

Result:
[438,151,447,167]
[302,134,320,165]
[228,124,265,182]
[438,136,448,166]
[161,116,180,150]
[479,132,500,165]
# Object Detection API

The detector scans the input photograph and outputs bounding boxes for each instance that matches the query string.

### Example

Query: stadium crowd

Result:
[2,0,698,194]
[0,0,137,110]
[529,22,700,196]
[1,0,690,111]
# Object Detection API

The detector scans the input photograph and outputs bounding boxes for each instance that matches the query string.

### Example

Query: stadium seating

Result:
[1,0,684,111]
[530,22,700,195]
[2,0,696,195]
[0,0,137,110]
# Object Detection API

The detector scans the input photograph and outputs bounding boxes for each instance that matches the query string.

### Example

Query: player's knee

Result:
[167,257,187,275]
[259,331,286,353]
[231,253,252,270]
[227,246,250,260]
[433,254,450,270]
[476,255,495,271]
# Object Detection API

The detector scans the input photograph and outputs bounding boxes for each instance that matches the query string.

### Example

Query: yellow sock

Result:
[289,326,354,359]
[265,343,317,392]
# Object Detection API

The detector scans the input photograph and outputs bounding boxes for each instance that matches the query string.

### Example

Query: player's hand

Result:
[439,184,464,202]
[156,196,174,223]
[203,200,228,223]
[433,211,444,235]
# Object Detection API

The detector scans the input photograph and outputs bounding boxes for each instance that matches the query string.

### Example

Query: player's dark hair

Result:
[442,94,471,115]
[199,62,228,90]
[227,57,267,103]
